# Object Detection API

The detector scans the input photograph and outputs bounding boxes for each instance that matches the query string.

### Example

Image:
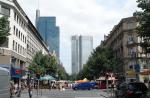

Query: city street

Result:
[20,89,115,98]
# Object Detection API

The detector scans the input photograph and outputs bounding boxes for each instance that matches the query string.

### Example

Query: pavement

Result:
[15,89,115,98]
[15,88,150,98]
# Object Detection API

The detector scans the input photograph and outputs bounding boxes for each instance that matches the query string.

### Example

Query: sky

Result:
[17,0,138,74]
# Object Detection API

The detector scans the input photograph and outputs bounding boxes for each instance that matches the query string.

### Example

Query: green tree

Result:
[28,51,45,76]
[77,45,117,80]
[136,0,150,53]
[0,16,10,44]
[57,64,68,80]
[43,55,57,76]
[29,51,69,79]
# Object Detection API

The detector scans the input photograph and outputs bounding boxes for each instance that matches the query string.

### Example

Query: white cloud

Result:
[17,0,138,74]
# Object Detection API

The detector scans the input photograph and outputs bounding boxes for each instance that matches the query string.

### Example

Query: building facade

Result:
[71,35,79,74]
[71,35,93,74]
[36,16,60,59]
[0,0,49,78]
[103,16,150,82]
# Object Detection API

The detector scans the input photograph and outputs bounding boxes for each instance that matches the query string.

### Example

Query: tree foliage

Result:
[76,45,117,80]
[29,51,68,79]
[136,0,150,53]
[0,16,10,44]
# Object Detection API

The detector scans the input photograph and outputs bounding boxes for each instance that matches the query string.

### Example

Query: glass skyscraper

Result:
[36,15,60,59]
[71,35,93,74]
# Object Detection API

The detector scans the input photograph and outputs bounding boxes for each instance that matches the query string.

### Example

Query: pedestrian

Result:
[28,84,32,98]
[16,82,22,97]
[148,81,150,91]
[10,81,15,98]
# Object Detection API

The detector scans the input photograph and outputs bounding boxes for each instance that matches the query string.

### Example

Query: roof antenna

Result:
[36,0,40,27]
[38,0,39,10]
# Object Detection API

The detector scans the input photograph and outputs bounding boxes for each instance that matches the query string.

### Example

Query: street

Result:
[20,89,115,98]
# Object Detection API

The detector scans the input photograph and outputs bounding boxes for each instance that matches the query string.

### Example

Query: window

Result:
[25,37,26,43]
[19,31,20,39]
[128,35,134,44]
[21,33,22,41]
[13,26,16,35]
[20,46,22,54]
[1,6,10,16]
[23,35,24,42]
[13,40,15,50]
[128,48,136,57]
[129,65,133,69]
[16,28,18,37]
[17,15,19,23]
[15,42,17,51]
[14,13,17,20]
[18,44,20,53]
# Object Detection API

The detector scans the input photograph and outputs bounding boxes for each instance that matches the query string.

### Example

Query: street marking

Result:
[75,97,102,98]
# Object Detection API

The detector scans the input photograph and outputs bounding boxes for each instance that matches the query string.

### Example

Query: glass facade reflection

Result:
[71,35,93,74]
[36,17,60,59]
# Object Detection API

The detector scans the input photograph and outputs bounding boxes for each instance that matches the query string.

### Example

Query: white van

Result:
[0,67,10,98]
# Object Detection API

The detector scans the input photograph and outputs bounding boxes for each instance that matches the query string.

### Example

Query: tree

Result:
[28,51,45,76]
[43,55,57,76]
[57,64,68,80]
[28,51,69,79]
[136,0,150,53]
[76,45,117,80]
[0,16,10,44]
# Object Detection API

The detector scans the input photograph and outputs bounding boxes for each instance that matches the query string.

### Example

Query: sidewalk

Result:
[15,89,49,98]
[99,89,115,98]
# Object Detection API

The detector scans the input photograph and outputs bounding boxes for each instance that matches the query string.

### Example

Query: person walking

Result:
[28,84,32,98]
[10,81,15,98]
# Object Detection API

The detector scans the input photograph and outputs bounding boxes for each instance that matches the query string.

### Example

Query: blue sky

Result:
[17,0,138,74]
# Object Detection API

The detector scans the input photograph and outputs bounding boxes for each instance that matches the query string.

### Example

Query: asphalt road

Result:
[20,89,115,98]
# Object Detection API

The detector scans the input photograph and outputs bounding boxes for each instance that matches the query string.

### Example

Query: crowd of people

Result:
[10,79,33,98]
[10,79,71,98]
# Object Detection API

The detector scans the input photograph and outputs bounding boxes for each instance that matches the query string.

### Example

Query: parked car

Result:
[72,82,96,90]
[115,82,148,98]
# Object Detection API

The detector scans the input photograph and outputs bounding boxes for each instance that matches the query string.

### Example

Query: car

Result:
[72,82,96,90]
[115,82,148,98]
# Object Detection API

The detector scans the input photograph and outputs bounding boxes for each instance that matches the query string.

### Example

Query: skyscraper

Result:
[71,35,93,74]
[36,10,60,59]
[71,35,80,74]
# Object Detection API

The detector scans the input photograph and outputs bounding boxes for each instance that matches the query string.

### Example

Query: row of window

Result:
[27,40,38,56]
[13,26,26,43]
[14,12,26,30]
[12,40,26,56]
[0,5,10,16]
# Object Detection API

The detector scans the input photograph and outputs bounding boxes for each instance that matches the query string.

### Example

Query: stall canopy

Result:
[39,75,55,81]
[75,78,89,83]
[140,70,150,75]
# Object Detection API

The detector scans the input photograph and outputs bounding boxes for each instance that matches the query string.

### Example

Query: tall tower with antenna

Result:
[35,0,40,27]
[35,0,60,60]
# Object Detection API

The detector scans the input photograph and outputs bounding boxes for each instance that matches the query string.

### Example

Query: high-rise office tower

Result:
[71,35,80,74]
[36,10,60,59]
[71,35,93,74]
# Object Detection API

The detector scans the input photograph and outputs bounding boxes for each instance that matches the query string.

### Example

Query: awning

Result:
[126,70,136,77]
[39,75,55,81]
[0,64,10,70]
[140,70,150,75]
[11,67,22,78]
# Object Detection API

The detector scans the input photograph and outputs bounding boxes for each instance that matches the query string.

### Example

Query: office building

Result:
[36,14,60,59]
[71,35,93,74]
[0,0,49,78]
